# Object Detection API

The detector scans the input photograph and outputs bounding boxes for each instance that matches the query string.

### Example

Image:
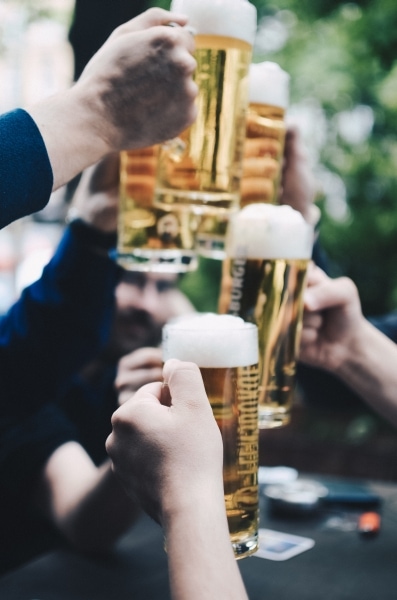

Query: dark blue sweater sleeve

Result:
[0,222,120,414]
[0,404,79,498]
[0,109,53,229]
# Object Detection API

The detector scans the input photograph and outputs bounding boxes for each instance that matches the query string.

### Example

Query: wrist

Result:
[334,317,375,379]
[161,476,226,531]
[28,88,110,190]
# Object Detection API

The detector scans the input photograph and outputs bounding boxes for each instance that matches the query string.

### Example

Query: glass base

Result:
[232,532,259,560]
[258,410,291,429]
[111,249,198,274]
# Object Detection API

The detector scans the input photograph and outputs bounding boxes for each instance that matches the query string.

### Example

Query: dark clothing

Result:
[69,0,149,79]
[0,222,120,574]
[369,311,397,343]
[57,365,118,467]
[0,109,53,229]
[0,221,119,418]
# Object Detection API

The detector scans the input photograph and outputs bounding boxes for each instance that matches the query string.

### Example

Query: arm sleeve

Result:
[0,404,79,499]
[0,109,53,229]
[0,221,121,414]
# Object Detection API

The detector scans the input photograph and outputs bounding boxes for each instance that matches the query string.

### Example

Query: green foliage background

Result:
[252,0,397,317]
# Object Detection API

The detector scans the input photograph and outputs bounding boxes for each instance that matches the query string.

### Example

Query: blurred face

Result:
[107,271,194,359]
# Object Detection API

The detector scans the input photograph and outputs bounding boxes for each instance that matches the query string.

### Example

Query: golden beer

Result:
[162,314,259,558]
[154,0,257,214]
[220,203,314,428]
[242,62,289,207]
[196,61,290,259]
[116,147,200,273]
[222,256,309,428]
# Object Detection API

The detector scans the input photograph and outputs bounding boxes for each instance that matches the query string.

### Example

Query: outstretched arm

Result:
[27,8,197,192]
[0,8,197,229]
[300,265,397,427]
[106,359,248,600]
[34,441,140,554]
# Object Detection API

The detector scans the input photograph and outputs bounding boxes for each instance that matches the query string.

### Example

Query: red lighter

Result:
[358,512,381,538]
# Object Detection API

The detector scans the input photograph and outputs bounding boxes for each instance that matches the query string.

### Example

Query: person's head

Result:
[106,271,195,360]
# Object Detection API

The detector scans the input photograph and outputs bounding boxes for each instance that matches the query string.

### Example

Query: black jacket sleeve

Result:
[0,109,53,229]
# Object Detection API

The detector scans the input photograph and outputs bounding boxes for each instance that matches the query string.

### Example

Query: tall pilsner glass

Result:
[154,0,257,215]
[196,61,290,258]
[219,204,314,428]
[162,313,259,559]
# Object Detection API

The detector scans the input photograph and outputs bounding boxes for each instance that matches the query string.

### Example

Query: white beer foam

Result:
[249,62,290,109]
[226,203,314,259]
[171,0,257,45]
[163,313,258,367]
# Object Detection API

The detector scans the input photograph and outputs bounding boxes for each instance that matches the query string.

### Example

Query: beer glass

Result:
[196,61,290,259]
[162,313,260,559]
[219,203,314,428]
[154,0,257,214]
[115,147,200,273]
[242,61,289,207]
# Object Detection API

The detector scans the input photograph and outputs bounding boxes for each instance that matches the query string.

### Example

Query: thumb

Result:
[163,359,210,411]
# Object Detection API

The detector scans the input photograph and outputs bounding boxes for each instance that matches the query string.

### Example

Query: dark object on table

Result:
[322,480,382,509]
[264,479,328,516]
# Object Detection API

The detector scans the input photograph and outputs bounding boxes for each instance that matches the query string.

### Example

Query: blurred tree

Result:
[252,0,397,315]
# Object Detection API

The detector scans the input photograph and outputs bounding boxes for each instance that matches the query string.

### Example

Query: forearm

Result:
[335,319,397,427]
[59,462,140,552]
[27,87,110,191]
[37,443,140,553]
[163,484,248,600]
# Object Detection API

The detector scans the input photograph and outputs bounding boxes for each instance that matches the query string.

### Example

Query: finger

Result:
[116,367,163,393]
[147,8,190,28]
[304,276,357,312]
[88,153,120,192]
[113,383,163,422]
[110,8,189,37]
[129,381,163,405]
[168,24,196,54]
[300,326,319,346]
[162,359,210,410]
[305,263,328,287]
[302,312,322,329]
[118,347,163,371]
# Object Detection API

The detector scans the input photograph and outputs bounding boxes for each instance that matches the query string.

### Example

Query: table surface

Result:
[1,474,397,600]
